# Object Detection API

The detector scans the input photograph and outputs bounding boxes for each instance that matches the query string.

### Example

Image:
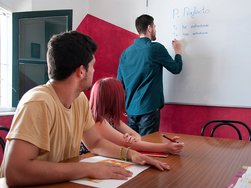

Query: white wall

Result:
[88,0,147,33]
[0,0,88,30]
[31,0,88,29]
[0,0,32,12]
[0,0,148,32]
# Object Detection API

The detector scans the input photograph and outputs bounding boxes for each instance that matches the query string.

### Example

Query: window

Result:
[0,7,12,111]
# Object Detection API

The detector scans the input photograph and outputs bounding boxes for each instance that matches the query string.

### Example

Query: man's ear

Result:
[147,25,152,33]
[77,65,87,79]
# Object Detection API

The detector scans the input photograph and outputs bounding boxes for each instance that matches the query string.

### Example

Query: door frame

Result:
[12,10,72,107]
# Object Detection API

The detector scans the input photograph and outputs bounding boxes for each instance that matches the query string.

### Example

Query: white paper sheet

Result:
[71,156,150,188]
[233,167,251,188]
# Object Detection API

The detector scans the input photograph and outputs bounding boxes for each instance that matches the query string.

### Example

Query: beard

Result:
[151,33,156,41]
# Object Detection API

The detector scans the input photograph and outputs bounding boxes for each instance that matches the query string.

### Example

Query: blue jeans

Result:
[79,142,89,155]
[128,109,160,136]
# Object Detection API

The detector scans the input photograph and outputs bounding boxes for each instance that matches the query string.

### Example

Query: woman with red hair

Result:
[90,77,184,154]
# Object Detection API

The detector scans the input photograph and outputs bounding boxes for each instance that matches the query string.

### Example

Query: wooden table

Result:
[1,132,251,188]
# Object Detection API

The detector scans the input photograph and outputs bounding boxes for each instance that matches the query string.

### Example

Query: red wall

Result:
[0,115,13,128]
[0,115,13,162]
[160,104,251,140]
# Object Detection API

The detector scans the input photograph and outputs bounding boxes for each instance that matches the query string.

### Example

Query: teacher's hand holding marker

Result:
[172,39,183,55]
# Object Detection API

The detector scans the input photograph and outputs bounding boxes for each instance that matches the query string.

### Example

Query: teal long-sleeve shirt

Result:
[117,37,183,115]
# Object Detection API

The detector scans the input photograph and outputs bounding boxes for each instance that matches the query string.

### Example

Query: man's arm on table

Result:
[3,127,133,187]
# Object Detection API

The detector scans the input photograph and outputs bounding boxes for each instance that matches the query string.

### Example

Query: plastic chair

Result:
[0,126,10,152]
[201,120,251,141]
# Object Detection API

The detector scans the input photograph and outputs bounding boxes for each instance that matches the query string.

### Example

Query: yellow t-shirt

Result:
[4,82,94,162]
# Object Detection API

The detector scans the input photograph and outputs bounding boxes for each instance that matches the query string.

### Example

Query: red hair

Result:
[90,77,126,125]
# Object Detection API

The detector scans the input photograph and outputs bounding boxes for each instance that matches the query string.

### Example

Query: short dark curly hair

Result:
[47,31,97,80]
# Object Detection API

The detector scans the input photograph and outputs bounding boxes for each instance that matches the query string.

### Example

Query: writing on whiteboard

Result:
[172,24,209,37]
[171,6,210,37]
[172,23,209,37]
[173,6,210,19]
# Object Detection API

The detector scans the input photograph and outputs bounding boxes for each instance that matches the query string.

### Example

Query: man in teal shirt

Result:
[117,14,183,136]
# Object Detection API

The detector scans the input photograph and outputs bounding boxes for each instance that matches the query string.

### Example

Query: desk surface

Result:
[1,132,251,188]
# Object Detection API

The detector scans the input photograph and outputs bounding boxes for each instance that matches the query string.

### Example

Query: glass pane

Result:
[19,16,67,60]
[19,61,48,98]
[18,16,67,100]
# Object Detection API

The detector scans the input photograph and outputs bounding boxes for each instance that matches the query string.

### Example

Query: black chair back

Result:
[201,120,251,141]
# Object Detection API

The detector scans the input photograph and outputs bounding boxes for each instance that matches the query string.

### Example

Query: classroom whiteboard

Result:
[148,0,251,107]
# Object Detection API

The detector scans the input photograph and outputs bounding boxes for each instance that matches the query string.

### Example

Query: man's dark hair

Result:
[47,31,97,80]
[135,14,154,34]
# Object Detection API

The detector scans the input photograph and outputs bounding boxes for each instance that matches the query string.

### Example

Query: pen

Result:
[162,134,178,143]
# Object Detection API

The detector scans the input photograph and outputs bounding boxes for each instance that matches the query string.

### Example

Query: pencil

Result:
[162,134,178,143]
